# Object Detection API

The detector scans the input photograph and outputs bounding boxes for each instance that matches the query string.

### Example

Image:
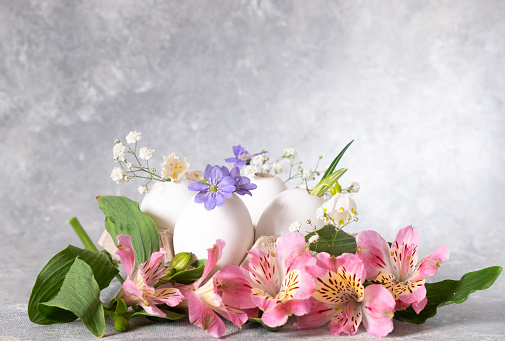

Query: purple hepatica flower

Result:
[229,166,257,196]
[188,164,236,210]
[225,145,262,169]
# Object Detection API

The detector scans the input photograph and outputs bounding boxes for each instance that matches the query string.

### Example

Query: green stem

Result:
[68,217,99,253]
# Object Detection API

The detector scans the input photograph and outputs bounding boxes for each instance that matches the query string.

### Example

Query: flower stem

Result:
[68,217,99,253]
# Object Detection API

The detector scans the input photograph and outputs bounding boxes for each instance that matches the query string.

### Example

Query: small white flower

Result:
[125,131,141,144]
[139,147,154,160]
[113,143,126,162]
[110,167,128,184]
[308,234,319,244]
[301,167,315,181]
[348,181,360,193]
[162,153,190,181]
[138,185,148,194]
[282,147,297,158]
[251,154,266,166]
[244,165,257,176]
[289,221,302,232]
[315,207,325,220]
[185,170,204,181]
[126,162,133,169]
[271,162,282,174]
[261,163,271,172]
[321,193,358,226]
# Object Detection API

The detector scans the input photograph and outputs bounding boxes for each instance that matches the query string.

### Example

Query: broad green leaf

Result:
[28,245,119,325]
[97,196,159,269]
[247,318,283,332]
[38,258,106,337]
[395,266,503,324]
[321,140,354,179]
[306,225,357,256]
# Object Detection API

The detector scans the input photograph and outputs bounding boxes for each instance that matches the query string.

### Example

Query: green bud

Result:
[170,252,192,272]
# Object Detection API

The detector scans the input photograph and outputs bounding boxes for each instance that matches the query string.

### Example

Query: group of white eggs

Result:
[101,173,328,269]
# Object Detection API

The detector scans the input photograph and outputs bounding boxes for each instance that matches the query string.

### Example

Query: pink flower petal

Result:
[251,287,277,312]
[246,248,279,295]
[216,265,256,309]
[195,239,226,288]
[355,230,394,280]
[329,301,362,336]
[295,297,335,329]
[139,249,167,285]
[276,232,316,274]
[414,244,449,280]
[396,280,426,305]
[412,296,428,314]
[139,300,166,317]
[116,234,135,278]
[152,287,183,307]
[361,284,395,337]
[282,269,315,301]
[261,299,311,328]
[390,226,420,281]
[188,291,226,338]
[121,278,145,305]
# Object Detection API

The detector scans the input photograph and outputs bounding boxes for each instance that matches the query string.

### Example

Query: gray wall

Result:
[1,0,504,302]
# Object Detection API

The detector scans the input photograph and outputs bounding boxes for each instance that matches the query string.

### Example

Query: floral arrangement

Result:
[28,131,502,338]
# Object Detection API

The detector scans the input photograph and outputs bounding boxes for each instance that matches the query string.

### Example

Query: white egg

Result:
[140,180,195,232]
[239,174,287,226]
[173,193,254,271]
[255,188,325,238]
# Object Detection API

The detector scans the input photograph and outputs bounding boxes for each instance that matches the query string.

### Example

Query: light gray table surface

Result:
[1,1,504,340]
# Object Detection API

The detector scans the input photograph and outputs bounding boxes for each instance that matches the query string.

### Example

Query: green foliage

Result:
[163,259,207,285]
[37,258,106,337]
[28,245,118,325]
[305,225,357,256]
[395,266,503,324]
[97,196,159,269]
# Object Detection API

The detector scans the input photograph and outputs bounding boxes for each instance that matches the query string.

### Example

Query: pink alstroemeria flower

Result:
[181,239,255,338]
[217,233,317,328]
[115,234,183,316]
[296,253,396,337]
[355,225,449,313]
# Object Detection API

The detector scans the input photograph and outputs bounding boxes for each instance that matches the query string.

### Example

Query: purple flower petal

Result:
[188,181,209,192]
[214,193,225,207]
[204,164,213,181]
[204,195,217,211]
[194,191,209,204]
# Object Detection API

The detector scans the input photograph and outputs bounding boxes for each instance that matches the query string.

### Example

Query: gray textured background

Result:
[1,1,504,340]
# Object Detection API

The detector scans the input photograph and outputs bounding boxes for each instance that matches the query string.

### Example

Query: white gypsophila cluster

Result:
[289,221,302,232]
[125,131,142,144]
[271,162,282,174]
[308,234,319,244]
[138,185,148,194]
[282,147,297,158]
[126,162,133,169]
[139,147,154,160]
[251,154,266,166]
[243,165,257,176]
[110,167,129,184]
[113,143,126,162]
[319,193,358,227]
[301,167,315,181]
[315,207,325,220]
[348,181,360,193]
[261,163,270,172]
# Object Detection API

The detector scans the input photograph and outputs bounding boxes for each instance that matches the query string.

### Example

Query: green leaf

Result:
[306,225,357,256]
[131,309,185,321]
[310,168,347,197]
[247,318,283,332]
[164,260,206,285]
[28,245,119,325]
[97,196,159,269]
[321,140,354,179]
[37,258,106,337]
[395,266,503,324]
